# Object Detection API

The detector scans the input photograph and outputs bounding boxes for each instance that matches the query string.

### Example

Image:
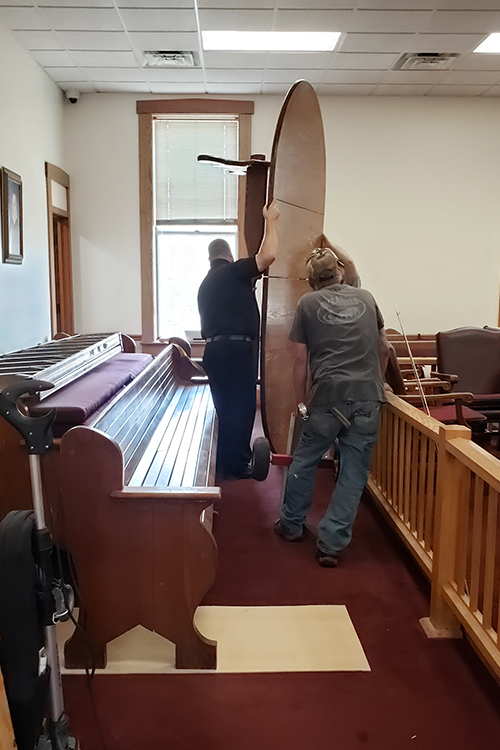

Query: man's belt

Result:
[205,334,253,344]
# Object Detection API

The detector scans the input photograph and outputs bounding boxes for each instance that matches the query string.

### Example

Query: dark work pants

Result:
[203,339,258,478]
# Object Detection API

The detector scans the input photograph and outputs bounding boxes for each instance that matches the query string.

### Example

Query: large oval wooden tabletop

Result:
[261,80,326,454]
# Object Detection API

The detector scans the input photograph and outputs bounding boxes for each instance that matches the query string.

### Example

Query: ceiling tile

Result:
[202,51,269,68]
[71,50,138,67]
[274,10,353,31]
[86,67,147,81]
[45,66,89,82]
[8,0,500,99]
[266,52,333,68]
[381,69,448,83]
[37,0,114,6]
[357,0,437,7]
[373,83,433,94]
[59,81,96,92]
[39,8,123,32]
[12,29,64,49]
[381,68,448,83]
[262,82,292,94]
[96,82,150,92]
[348,10,433,33]
[339,33,416,53]
[481,85,500,95]
[408,33,486,52]
[316,83,377,94]
[205,68,263,83]
[57,31,132,50]
[30,49,78,66]
[119,9,197,33]
[0,7,49,30]
[439,0,500,9]
[143,68,205,83]
[329,52,399,69]
[118,0,194,6]
[198,9,274,31]
[421,10,500,34]
[149,82,206,94]
[427,84,490,95]
[453,53,500,71]
[206,82,261,94]
[277,0,356,7]
[205,68,263,84]
[263,68,323,83]
[198,0,273,7]
[323,69,385,83]
[129,32,200,52]
[440,69,500,84]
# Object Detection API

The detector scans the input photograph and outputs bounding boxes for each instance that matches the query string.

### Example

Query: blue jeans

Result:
[279,401,381,554]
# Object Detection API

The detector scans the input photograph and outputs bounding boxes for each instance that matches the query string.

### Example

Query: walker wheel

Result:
[251,437,271,481]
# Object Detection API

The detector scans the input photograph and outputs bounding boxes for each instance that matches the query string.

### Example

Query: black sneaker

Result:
[316,549,339,568]
[222,465,253,481]
[273,520,304,542]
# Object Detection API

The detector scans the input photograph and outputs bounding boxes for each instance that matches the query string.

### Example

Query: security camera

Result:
[66,89,80,104]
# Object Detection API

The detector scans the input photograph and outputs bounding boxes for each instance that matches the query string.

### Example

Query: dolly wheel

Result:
[251,437,271,481]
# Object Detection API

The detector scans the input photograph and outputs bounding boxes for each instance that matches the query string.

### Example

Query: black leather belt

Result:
[205,334,253,344]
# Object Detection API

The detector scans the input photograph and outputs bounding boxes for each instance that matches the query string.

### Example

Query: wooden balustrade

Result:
[368,392,500,681]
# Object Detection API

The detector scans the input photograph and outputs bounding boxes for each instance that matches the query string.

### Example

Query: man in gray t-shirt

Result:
[274,247,389,568]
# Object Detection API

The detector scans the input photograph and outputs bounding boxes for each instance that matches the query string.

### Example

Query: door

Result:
[46,163,74,336]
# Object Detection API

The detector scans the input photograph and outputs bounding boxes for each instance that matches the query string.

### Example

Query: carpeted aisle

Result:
[63,464,500,750]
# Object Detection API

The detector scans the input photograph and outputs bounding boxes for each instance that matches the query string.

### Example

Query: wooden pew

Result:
[386,331,437,373]
[58,344,220,670]
[0,332,153,518]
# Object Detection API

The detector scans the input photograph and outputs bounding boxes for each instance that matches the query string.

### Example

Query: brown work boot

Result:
[273,520,303,542]
[316,549,339,568]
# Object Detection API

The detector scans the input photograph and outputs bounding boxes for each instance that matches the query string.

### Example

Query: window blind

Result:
[154,119,239,223]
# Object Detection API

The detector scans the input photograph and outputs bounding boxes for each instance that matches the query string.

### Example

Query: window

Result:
[137,99,254,351]
[154,115,239,337]
[157,224,237,337]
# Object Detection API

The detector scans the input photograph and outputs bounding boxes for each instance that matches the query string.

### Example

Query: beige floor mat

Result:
[59,605,370,675]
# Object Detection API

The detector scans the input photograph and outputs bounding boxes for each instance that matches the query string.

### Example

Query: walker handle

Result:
[0,374,56,454]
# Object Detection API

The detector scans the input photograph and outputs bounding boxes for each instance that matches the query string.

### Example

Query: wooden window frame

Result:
[137,98,254,348]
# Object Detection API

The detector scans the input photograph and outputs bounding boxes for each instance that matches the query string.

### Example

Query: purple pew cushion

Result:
[30,353,153,427]
[428,405,486,424]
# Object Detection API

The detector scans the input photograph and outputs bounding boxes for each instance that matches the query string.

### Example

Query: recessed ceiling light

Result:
[474,33,500,53]
[202,31,340,52]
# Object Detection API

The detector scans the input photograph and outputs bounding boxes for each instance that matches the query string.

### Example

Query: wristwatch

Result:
[298,402,308,420]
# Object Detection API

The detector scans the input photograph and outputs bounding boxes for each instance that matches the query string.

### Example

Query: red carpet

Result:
[63,464,500,749]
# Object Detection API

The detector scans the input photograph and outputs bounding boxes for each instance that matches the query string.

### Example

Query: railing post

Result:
[420,423,470,639]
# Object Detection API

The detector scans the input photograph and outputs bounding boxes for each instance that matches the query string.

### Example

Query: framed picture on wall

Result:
[1,168,23,265]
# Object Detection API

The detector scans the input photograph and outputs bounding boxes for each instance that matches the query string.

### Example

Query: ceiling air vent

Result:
[393,52,460,71]
[143,51,198,68]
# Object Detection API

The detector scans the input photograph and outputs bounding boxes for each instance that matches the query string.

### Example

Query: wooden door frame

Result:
[45,163,74,336]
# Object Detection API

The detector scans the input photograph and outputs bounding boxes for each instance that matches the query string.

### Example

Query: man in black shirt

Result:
[198,201,279,480]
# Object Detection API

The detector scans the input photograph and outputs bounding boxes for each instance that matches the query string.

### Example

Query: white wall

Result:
[320,96,500,332]
[65,92,500,336]
[63,95,142,335]
[0,22,65,354]
[253,94,500,332]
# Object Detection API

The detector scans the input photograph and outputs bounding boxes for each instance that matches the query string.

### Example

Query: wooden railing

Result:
[368,392,500,682]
